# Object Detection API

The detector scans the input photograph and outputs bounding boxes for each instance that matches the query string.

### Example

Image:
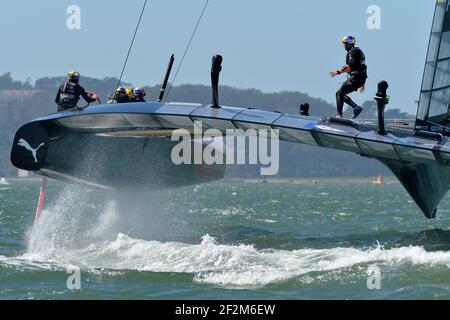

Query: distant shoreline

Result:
[222,177,398,184]
[2,176,399,185]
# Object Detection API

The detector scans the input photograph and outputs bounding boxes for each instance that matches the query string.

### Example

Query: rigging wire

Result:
[164,0,210,101]
[116,0,148,90]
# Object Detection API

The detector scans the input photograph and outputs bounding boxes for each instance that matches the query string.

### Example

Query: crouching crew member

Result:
[130,88,146,102]
[107,87,130,104]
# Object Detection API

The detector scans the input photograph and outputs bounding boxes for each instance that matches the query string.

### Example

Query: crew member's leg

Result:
[343,95,358,109]
[336,77,365,118]
[336,80,358,117]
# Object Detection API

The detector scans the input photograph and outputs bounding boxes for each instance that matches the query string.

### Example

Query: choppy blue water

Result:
[0,179,449,299]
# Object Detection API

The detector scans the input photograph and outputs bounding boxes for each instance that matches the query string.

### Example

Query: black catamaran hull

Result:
[10,101,450,218]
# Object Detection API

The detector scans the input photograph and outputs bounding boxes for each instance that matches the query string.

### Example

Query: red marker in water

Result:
[34,177,47,224]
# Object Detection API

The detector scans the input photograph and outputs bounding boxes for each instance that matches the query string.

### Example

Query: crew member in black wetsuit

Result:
[55,70,97,112]
[130,88,146,102]
[107,87,130,104]
[330,36,367,119]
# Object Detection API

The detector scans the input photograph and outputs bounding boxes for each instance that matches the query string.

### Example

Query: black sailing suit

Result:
[55,81,96,112]
[129,96,146,103]
[336,46,368,116]
[106,92,130,104]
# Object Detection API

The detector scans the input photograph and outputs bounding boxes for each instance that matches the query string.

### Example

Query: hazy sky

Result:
[0,0,436,113]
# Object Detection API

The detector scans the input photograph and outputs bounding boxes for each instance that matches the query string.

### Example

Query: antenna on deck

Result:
[158,54,175,102]
[211,55,222,108]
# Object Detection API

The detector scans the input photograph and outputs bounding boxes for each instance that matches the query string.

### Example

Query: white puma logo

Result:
[18,138,45,163]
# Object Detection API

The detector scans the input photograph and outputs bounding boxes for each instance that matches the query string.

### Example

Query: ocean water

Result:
[0,178,449,300]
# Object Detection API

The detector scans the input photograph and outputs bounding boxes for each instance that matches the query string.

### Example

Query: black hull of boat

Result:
[10,101,450,218]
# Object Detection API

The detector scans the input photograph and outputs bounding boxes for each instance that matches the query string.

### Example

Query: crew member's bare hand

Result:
[329,71,338,78]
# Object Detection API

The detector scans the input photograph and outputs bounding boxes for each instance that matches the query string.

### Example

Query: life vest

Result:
[58,82,80,108]
[346,47,367,78]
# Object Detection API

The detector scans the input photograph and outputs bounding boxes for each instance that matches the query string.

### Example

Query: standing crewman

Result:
[55,70,97,112]
[330,36,367,119]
